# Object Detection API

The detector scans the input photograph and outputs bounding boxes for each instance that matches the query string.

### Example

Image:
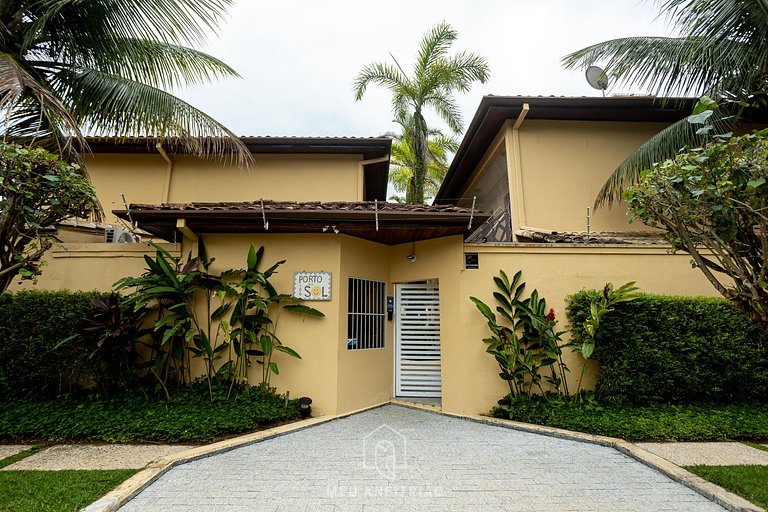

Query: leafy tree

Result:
[562,0,768,208]
[0,0,249,164]
[625,128,768,326]
[0,143,98,293]
[387,116,458,203]
[354,22,489,204]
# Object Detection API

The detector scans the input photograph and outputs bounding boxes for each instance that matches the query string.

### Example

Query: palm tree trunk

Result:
[410,110,429,204]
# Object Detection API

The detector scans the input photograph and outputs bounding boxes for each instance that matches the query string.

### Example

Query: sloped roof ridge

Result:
[128,199,475,214]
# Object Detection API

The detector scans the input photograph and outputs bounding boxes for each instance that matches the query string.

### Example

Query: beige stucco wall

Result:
[8,243,179,292]
[11,232,724,418]
[336,237,394,412]
[389,236,465,411]
[199,233,342,416]
[453,243,721,415]
[458,119,672,235]
[85,153,364,222]
[516,120,668,232]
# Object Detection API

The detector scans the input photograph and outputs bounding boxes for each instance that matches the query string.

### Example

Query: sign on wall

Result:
[293,272,332,301]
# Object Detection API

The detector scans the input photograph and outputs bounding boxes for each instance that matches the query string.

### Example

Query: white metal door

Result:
[395,283,441,397]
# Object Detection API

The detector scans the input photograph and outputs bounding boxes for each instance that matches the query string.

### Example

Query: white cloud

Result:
[178,0,674,138]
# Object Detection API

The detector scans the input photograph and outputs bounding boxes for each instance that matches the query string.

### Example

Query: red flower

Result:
[545,308,556,321]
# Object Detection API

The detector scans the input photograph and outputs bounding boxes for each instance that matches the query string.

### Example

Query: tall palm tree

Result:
[388,117,458,203]
[0,0,250,170]
[354,22,489,204]
[562,0,768,209]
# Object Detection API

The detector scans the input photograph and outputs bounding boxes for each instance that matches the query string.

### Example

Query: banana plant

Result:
[226,244,324,394]
[115,243,205,393]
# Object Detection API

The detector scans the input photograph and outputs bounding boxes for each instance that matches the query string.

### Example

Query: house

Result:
[15,97,721,416]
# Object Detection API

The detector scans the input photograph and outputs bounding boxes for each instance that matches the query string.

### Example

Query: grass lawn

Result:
[687,465,768,509]
[0,469,137,512]
[0,448,137,512]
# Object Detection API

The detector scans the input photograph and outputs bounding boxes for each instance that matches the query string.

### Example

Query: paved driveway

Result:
[119,405,726,512]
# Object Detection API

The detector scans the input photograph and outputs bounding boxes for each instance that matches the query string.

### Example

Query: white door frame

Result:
[394,282,441,397]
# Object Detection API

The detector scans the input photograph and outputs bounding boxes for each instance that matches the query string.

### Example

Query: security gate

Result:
[395,283,441,397]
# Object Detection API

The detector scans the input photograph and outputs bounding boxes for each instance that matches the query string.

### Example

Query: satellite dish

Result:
[586,66,609,96]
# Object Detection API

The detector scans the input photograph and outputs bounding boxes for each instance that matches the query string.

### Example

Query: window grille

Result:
[347,278,386,350]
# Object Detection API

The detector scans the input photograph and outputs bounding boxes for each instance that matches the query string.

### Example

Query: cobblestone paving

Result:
[119,405,726,512]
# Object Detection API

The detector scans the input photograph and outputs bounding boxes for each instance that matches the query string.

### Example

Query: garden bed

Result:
[493,397,768,441]
[0,386,301,443]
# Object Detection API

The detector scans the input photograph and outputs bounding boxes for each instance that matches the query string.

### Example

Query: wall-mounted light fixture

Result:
[322,225,339,234]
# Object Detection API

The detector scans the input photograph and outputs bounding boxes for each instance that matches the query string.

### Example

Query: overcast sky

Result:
[178,0,675,139]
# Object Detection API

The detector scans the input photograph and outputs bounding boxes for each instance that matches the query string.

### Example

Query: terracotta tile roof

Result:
[515,228,667,245]
[128,200,476,214]
[116,200,489,246]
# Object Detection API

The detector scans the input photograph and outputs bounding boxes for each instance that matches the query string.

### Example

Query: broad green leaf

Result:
[274,345,302,359]
[282,304,325,317]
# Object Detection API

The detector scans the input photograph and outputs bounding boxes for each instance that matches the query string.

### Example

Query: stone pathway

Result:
[0,445,28,460]
[636,441,768,467]
[118,405,726,512]
[2,444,194,471]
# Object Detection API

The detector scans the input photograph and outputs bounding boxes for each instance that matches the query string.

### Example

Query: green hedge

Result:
[0,290,104,398]
[567,291,768,404]
[493,395,768,441]
[0,386,301,442]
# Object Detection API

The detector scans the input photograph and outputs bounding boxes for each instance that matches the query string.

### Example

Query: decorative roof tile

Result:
[128,200,475,215]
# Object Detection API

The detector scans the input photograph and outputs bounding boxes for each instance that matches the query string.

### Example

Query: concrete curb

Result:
[81,402,390,512]
[390,400,764,512]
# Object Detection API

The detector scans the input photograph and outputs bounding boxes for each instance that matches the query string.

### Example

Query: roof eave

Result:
[113,206,489,246]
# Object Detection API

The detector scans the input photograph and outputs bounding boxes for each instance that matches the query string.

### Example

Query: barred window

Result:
[347,278,386,350]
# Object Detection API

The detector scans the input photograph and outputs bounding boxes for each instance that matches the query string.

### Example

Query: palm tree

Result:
[562,0,768,209]
[388,117,458,203]
[354,22,489,204]
[0,0,250,171]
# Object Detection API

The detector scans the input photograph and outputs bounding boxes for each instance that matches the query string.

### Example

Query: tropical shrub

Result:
[115,242,324,400]
[625,129,768,329]
[0,290,104,397]
[0,144,98,293]
[567,291,768,404]
[471,270,569,397]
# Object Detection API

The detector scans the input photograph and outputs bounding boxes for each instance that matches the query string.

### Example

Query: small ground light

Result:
[497,398,511,412]
[299,397,312,418]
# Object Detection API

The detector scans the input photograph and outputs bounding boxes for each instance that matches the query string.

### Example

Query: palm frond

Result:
[54,68,251,167]
[594,110,734,208]
[414,21,457,80]
[564,0,768,208]
[438,51,491,92]
[353,62,408,101]
[37,39,239,90]
[0,52,85,152]
[25,0,233,50]
[562,36,761,97]
[663,0,768,43]
[424,94,463,133]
